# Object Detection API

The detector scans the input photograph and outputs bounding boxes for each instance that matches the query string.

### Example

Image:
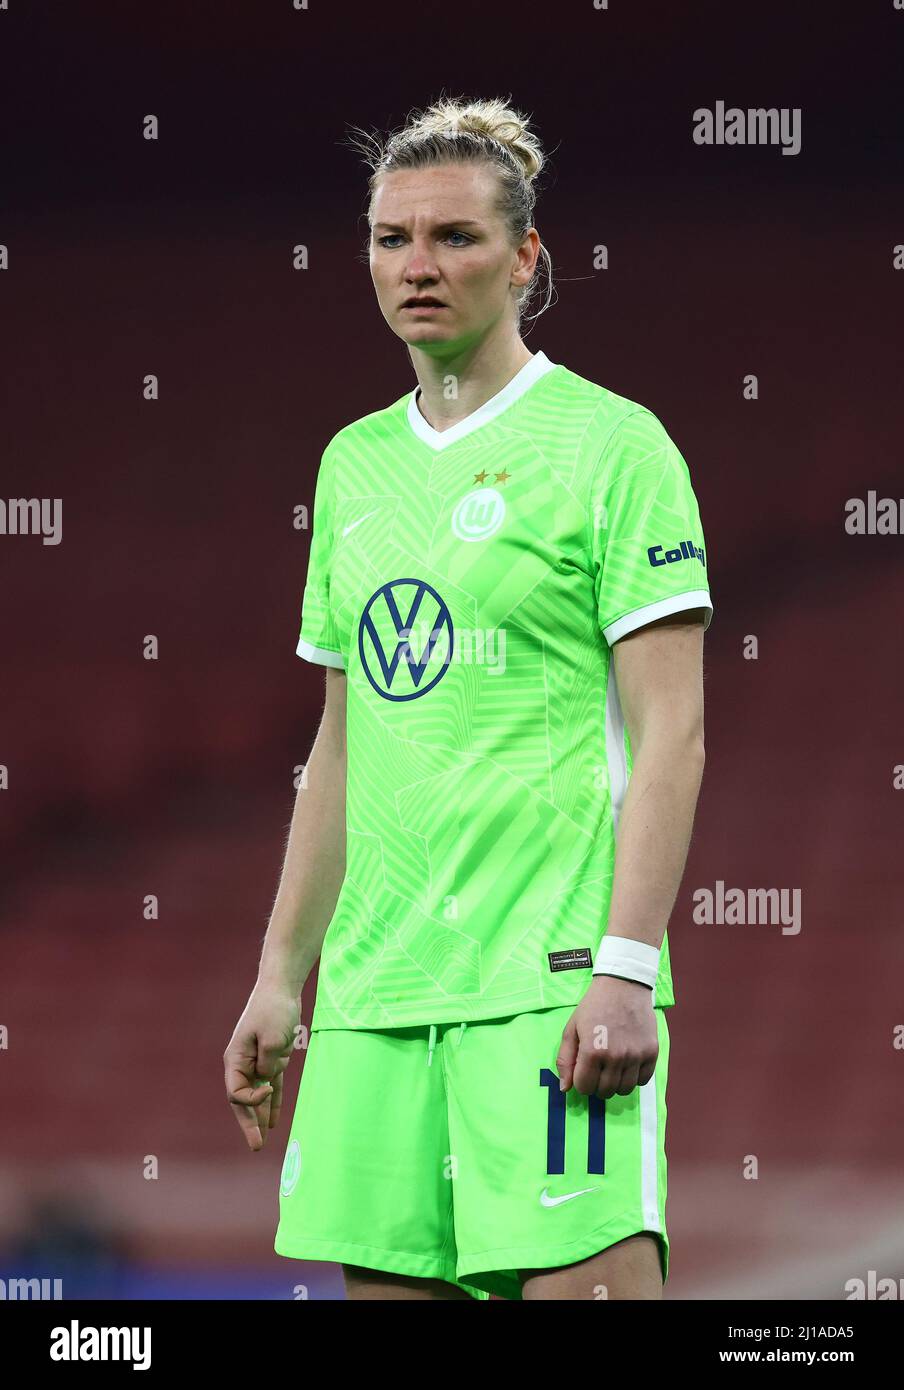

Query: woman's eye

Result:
[376,232,472,248]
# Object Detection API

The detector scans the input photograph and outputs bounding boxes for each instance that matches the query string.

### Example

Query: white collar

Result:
[406,350,557,451]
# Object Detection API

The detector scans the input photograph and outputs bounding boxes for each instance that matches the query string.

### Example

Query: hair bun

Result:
[415,96,544,182]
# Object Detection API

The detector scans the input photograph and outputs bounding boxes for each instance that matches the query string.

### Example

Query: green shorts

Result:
[274,1005,670,1300]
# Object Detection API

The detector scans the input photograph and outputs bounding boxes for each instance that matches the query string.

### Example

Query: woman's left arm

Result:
[557,610,708,1100]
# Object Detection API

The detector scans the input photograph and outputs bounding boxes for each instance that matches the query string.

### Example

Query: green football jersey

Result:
[296,351,712,1029]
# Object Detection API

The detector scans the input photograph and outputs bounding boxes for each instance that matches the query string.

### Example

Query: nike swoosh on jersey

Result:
[342,510,379,537]
[539,1185,600,1208]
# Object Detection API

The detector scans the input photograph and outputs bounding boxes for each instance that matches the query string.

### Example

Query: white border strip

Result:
[639,1057,662,1234]
[603,590,713,646]
[296,636,344,668]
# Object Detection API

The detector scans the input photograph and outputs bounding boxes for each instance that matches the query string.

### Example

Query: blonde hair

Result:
[345,94,555,329]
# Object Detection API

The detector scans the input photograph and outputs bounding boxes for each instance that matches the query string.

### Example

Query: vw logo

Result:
[358,578,454,702]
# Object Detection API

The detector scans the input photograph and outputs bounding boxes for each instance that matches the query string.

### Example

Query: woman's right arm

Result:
[224,665,347,1151]
[258,664,347,993]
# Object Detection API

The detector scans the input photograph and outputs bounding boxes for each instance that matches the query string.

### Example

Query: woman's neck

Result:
[410,337,534,434]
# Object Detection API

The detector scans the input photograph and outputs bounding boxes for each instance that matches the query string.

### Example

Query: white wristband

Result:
[592,935,660,989]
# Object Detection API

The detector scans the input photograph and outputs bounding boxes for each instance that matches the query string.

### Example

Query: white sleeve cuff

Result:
[296,636,344,668]
[602,589,713,646]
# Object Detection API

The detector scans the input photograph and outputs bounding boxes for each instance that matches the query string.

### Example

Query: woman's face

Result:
[369,161,538,353]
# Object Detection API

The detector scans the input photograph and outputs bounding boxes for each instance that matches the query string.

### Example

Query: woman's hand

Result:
[223,987,301,1150]
[557,975,659,1100]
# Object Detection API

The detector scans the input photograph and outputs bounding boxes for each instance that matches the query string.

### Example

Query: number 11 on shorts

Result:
[540,1068,606,1174]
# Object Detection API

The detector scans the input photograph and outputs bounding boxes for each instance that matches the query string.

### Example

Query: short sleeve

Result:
[591,409,713,646]
[296,446,344,668]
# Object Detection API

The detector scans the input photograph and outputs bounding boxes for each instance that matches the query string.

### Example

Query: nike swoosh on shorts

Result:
[539,1186,600,1208]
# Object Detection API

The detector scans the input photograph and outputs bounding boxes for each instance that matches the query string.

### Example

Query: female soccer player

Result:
[224,95,713,1301]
